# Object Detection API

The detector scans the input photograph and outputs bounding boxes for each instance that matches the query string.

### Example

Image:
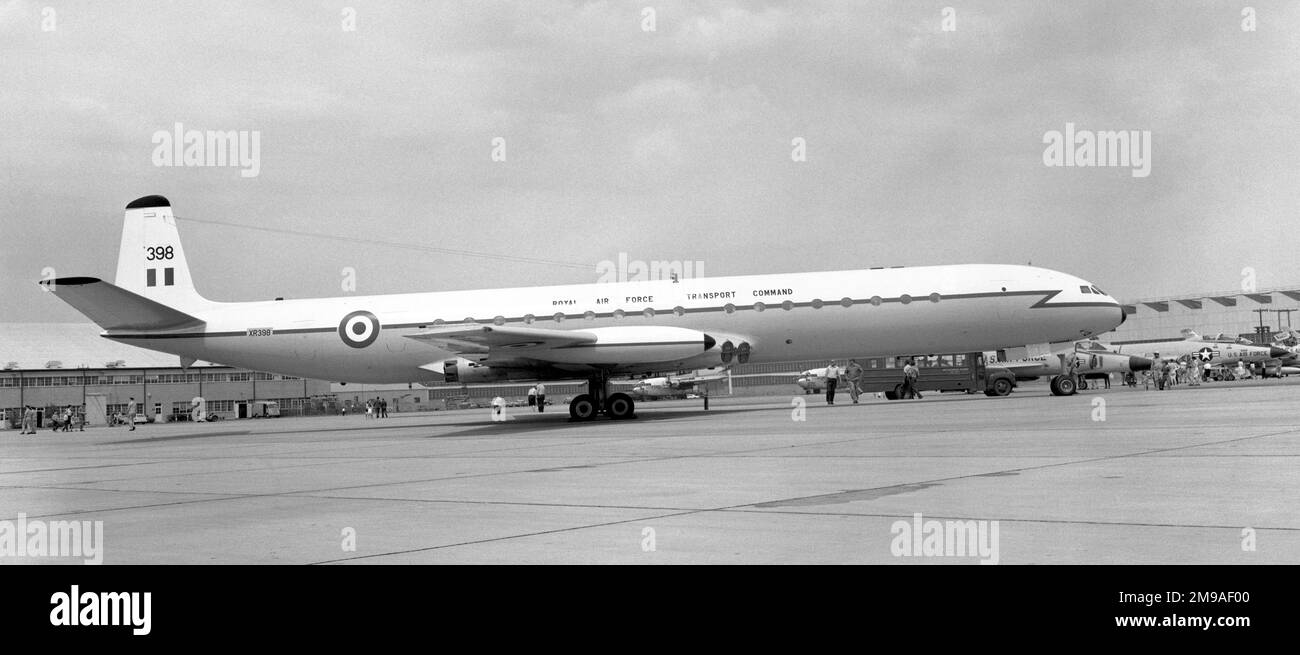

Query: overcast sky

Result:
[3,0,1298,323]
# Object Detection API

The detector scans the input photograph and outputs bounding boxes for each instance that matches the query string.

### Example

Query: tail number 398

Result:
[146,246,174,260]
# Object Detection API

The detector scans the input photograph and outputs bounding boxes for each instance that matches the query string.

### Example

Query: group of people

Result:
[821,358,923,405]
[13,404,88,434]
[1146,352,1209,390]
[526,384,547,412]
[364,398,390,418]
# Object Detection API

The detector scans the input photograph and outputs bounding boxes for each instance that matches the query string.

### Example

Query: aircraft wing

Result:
[405,324,720,368]
[404,325,596,355]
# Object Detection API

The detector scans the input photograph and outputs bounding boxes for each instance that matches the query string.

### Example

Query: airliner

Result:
[42,196,1125,420]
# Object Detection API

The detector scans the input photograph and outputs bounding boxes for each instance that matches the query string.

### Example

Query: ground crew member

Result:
[824,361,842,405]
[845,359,863,404]
[902,359,922,399]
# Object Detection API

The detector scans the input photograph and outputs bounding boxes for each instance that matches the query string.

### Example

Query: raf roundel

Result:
[339,310,380,348]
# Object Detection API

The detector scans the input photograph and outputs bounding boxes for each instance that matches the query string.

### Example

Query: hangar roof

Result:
[0,323,222,371]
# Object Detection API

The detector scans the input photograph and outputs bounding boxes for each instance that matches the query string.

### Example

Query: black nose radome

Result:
[704,334,716,351]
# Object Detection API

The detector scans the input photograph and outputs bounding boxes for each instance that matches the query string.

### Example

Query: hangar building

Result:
[0,323,331,427]
[1109,285,1300,345]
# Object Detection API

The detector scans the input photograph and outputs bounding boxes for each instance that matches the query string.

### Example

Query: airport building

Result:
[0,323,332,428]
[1110,285,1300,344]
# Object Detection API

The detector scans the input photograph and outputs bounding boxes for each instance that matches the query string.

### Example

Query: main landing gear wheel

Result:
[569,394,597,420]
[1049,374,1078,396]
[1077,378,1089,390]
[606,393,636,420]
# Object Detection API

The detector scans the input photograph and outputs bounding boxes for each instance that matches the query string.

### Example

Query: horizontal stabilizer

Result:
[40,277,205,332]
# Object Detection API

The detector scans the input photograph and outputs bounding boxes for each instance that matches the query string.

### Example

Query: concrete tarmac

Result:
[2,381,1298,564]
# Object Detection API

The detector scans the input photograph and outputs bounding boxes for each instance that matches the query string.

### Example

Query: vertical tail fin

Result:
[115,195,209,314]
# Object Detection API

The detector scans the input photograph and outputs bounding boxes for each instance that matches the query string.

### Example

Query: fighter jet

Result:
[628,367,728,399]
[992,341,1153,386]
[1101,329,1289,368]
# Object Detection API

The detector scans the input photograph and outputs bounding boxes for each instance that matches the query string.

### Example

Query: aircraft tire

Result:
[1050,375,1077,396]
[569,394,597,421]
[606,393,636,420]
[1077,378,1089,390]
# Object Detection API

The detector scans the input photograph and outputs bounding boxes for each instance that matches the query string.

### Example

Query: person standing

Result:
[126,397,137,431]
[845,359,863,404]
[535,383,546,412]
[365,399,373,419]
[380,398,388,418]
[527,386,537,408]
[902,359,922,399]
[19,405,32,435]
[823,361,842,405]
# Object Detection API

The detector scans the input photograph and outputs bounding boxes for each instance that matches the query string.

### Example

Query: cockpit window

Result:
[1079,285,1092,294]
[1091,286,1104,295]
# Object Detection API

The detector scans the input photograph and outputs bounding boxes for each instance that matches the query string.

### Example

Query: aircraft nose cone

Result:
[1129,356,1151,371]
[1269,346,1289,358]
[1119,307,1127,325]
[704,334,716,351]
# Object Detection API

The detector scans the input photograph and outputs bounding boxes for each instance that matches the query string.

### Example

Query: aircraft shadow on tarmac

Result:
[91,394,1005,445]
[98,430,252,446]
[431,405,778,438]
[86,406,776,446]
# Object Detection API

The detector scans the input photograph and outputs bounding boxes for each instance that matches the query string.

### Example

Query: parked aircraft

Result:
[43,196,1125,420]
[993,341,1153,389]
[1101,330,1289,369]
[629,367,728,399]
